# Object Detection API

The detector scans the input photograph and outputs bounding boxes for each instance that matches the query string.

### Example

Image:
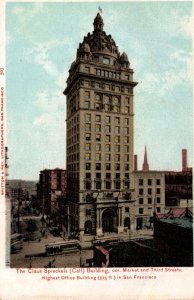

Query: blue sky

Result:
[6,2,192,180]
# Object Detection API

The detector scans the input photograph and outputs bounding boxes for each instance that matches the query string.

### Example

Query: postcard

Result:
[0,1,193,299]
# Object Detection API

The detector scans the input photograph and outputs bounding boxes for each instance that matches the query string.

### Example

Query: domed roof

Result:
[80,42,91,53]
[120,52,129,63]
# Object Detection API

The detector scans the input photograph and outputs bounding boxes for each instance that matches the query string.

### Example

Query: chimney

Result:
[182,149,187,172]
[134,155,138,171]
[142,145,149,171]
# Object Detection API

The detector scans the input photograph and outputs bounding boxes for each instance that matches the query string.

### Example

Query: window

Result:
[85,163,91,170]
[106,135,111,142]
[103,57,110,64]
[125,164,129,171]
[84,101,90,109]
[157,197,161,203]
[139,188,143,195]
[115,126,120,134]
[105,144,111,152]
[95,82,100,89]
[114,97,120,105]
[156,207,161,213]
[125,127,129,134]
[85,81,90,87]
[125,207,129,213]
[106,154,111,161]
[115,86,120,92]
[85,133,91,141]
[156,188,160,195]
[148,198,152,204]
[105,181,111,189]
[96,182,101,190]
[115,154,120,162]
[125,181,130,189]
[95,115,101,122]
[148,188,152,195]
[104,104,110,111]
[125,173,129,178]
[106,173,111,179]
[97,69,101,76]
[106,125,111,133]
[148,179,152,186]
[114,106,120,112]
[94,56,99,62]
[85,67,90,73]
[156,179,161,185]
[96,134,101,142]
[124,136,129,143]
[96,144,101,151]
[139,198,143,204]
[115,117,120,125]
[115,145,120,152]
[124,118,129,125]
[124,155,129,162]
[115,164,120,171]
[95,103,101,110]
[96,163,101,170]
[125,97,130,105]
[125,75,129,80]
[105,84,110,90]
[86,153,91,161]
[84,91,90,99]
[115,136,120,143]
[139,208,144,214]
[96,153,101,161]
[85,123,91,131]
[85,143,91,151]
[115,181,120,190]
[85,113,91,122]
[85,181,91,190]
[96,173,101,179]
[96,124,101,132]
[86,173,91,179]
[105,116,111,123]
[95,94,101,101]
[124,145,129,152]
[125,107,130,114]
[106,163,111,170]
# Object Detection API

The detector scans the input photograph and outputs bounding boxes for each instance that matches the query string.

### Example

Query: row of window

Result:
[86,163,129,171]
[85,173,129,179]
[84,101,130,113]
[85,114,130,125]
[139,178,161,186]
[85,181,130,190]
[138,197,161,204]
[139,188,161,195]
[85,153,130,162]
[86,134,130,143]
[85,123,130,134]
[85,143,129,152]
[139,207,161,214]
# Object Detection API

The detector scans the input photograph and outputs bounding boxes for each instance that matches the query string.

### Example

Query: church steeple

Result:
[142,145,149,171]
[93,12,104,31]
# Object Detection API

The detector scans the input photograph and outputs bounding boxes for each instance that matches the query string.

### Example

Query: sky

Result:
[6,1,192,181]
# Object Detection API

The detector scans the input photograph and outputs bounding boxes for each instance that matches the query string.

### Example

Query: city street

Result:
[11,234,93,268]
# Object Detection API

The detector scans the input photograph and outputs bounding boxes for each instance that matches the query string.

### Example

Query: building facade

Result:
[38,168,67,214]
[133,171,165,230]
[64,13,138,246]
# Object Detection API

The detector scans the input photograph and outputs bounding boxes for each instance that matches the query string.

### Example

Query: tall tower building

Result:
[64,13,138,246]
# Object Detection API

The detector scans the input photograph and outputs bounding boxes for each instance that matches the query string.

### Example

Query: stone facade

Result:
[64,13,138,246]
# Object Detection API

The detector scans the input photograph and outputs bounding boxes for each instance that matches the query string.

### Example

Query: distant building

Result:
[133,171,165,230]
[38,168,67,214]
[165,149,192,208]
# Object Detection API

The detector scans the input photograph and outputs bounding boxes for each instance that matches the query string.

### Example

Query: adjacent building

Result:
[38,168,67,214]
[64,13,138,246]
